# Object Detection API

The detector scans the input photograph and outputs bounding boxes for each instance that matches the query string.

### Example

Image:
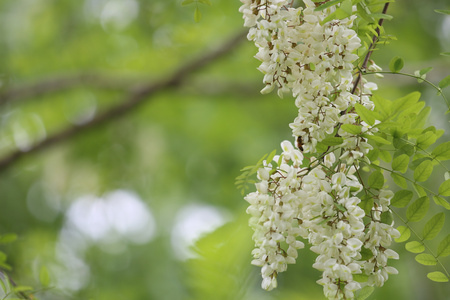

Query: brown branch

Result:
[0,73,136,106]
[0,30,248,172]
[351,2,390,94]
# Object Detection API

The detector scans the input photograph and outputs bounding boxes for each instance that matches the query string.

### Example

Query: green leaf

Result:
[379,150,392,163]
[359,195,374,215]
[392,154,409,173]
[416,131,437,149]
[391,190,413,208]
[314,0,344,11]
[194,7,202,22]
[406,196,429,222]
[0,233,18,244]
[413,183,428,197]
[321,137,344,146]
[435,9,450,15]
[266,149,277,163]
[391,92,421,115]
[441,52,450,57]
[198,0,212,5]
[368,13,393,20]
[356,286,374,300]
[391,172,407,189]
[422,213,445,240]
[353,274,369,283]
[360,247,373,261]
[411,107,431,130]
[395,226,411,243]
[389,56,404,73]
[341,124,361,135]
[432,141,450,161]
[380,211,393,225]
[181,0,195,5]
[405,241,425,253]
[368,171,384,189]
[39,266,50,287]
[437,234,450,257]
[439,75,450,89]
[355,103,376,126]
[427,271,449,282]
[439,179,450,196]
[364,134,391,145]
[419,67,433,76]
[413,160,433,182]
[433,196,450,210]
[415,253,437,265]
[13,286,33,293]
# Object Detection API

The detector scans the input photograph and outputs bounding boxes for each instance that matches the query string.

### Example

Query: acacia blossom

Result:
[240,1,399,299]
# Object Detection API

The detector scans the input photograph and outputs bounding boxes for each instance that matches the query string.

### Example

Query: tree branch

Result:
[0,73,135,105]
[0,30,248,172]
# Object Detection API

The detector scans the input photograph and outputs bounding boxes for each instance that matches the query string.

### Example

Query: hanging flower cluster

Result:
[240,0,400,299]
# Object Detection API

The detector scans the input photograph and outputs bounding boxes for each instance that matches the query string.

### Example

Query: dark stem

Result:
[351,2,390,94]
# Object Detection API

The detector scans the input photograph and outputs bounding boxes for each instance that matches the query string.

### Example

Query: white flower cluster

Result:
[240,0,378,159]
[240,1,399,298]
[245,142,399,299]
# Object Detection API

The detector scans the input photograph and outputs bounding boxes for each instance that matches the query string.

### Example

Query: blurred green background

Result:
[0,0,449,299]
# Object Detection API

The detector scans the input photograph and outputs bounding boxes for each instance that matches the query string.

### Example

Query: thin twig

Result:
[0,30,247,172]
[351,2,390,94]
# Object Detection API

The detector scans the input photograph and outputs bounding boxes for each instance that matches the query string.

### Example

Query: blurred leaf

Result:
[435,9,450,15]
[39,266,50,287]
[405,241,425,253]
[439,179,450,196]
[389,56,404,72]
[406,196,429,222]
[391,190,413,208]
[437,234,450,257]
[439,75,450,89]
[194,7,202,22]
[368,171,384,189]
[0,234,17,244]
[415,253,437,265]
[392,154,409,173]
[422,213,445,240]
[427,271,449,282]
[395,226,411,243]
[413,160,433,182]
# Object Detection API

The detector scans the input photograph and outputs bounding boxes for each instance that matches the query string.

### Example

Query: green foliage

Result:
[389,56,404,73]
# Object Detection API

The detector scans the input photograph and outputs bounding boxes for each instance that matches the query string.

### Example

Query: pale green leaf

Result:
[356,286,374,300]
[433,196,450,210]
[415,253,437,265]
[416,131,437,149]
[39,266,50,287]
[422,213,445,240]
[432,141,450,160]
[405,241,425,253]
[194,7,202,22]
[395,226,411,243]
[439,75,450,89]
[389,56,404,73]
[379,150,392,163]
[368,171,384,189]
[419,67,433,76]
[392,154,409,173]
[427,271,449,282]
[321,137,344,146]
[414,183,427,197]
[437,234,450,257]
[439,179,450,196]
[413,160,433,182]
[391,172,407,189]
[364,134,391,145]
[341,124,361,135]
[406,196,429,222]
[380,211,393,225]
[435,9,450,15]
[391,190,413,208]
[355,103,376,126]
[441,52,450,56]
